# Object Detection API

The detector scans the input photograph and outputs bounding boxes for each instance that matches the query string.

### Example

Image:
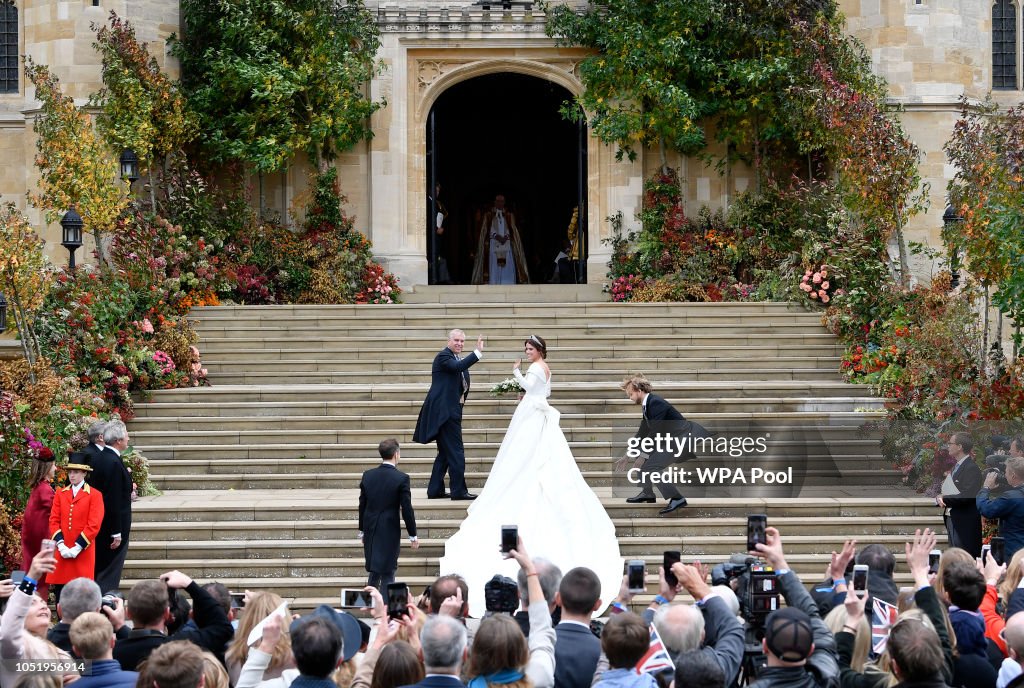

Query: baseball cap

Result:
[765,607,814,662]
[290,605,364,662]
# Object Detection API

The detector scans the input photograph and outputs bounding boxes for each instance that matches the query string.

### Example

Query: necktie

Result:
[459,355,468,396]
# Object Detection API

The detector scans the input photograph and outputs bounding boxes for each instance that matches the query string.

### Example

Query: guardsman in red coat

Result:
[48,462,105,587]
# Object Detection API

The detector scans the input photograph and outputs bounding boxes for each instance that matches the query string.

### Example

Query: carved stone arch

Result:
[416,58,583,125]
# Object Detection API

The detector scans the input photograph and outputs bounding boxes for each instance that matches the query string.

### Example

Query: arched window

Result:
[0,0,16,94]
[993,0,1018,89]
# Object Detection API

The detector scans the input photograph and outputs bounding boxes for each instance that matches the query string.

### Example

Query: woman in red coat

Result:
[20,448,56,600]
[48,462,104,589]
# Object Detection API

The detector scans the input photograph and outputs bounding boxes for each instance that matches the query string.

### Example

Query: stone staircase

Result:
[125,288,944,610]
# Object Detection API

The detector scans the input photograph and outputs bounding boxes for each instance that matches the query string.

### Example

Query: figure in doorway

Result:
[471,194,529,285]
[429,182,451,284]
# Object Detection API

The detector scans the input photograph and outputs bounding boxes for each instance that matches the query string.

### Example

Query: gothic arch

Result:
[416,58,583,125]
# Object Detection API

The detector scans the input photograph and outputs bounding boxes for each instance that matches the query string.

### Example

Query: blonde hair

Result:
[69,612,113,660]
[1001,548,1024,602]
[620,374,651,394]
[201,651,230,688]
[28,457,53,489]
[824,605,871,672]
[332,659,356,688]
[397,607,427,644]
[226,592,292,671]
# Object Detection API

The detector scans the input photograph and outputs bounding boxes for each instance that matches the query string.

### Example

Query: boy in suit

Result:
[359,438,418,591]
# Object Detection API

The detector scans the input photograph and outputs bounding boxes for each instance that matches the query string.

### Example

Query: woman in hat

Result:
[47,460,105,594]
[21,448,56,600]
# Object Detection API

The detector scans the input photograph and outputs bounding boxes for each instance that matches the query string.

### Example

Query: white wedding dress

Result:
[439,362,623,616]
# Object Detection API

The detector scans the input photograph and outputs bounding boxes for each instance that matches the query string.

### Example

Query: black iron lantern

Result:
[60,207,84,269]
[943,204,963,290]
[119,149,140,186]
[0,292,6,331]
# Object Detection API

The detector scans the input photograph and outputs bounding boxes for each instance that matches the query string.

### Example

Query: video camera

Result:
[711,555,780,633]
[484,575,519,614]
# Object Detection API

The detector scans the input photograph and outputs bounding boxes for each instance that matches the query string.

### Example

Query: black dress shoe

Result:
[427,492,450,499]
[659,497,688,515]
[626,494,656,504]
[451,493,477,501]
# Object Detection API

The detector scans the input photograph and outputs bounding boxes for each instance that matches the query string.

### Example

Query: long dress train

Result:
[438,362,623,616]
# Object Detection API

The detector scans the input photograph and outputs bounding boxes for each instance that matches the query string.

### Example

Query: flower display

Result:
[800,266,833,304]
[489,377,525,397]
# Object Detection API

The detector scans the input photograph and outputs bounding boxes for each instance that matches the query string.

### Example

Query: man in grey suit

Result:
[553,567,603,688]
[358,438,418,591]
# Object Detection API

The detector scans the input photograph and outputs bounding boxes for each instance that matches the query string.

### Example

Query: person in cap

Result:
[47,461,105,596]
[748,526,838,688]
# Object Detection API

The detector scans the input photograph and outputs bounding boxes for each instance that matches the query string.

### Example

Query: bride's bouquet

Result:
[489,377,524,397]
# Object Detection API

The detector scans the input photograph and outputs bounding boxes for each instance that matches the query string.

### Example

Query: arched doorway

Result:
[426,73,586,285]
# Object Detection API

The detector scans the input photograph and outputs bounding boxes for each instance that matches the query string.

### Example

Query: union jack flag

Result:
[636,623,675,675]
[871,597,899,655]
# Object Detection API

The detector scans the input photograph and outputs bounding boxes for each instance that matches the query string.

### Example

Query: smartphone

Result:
[229,592,246,609]
[501,525,518,554]
[982,544,992,564]
[387,582,409,619]
[929,549,941,574]
[852,564,869,597]
[627,560,646,593]
[340,589,370,609]
[664,551,681,588]
[747,514,767,553]
[991,537,1007,566]
[40,538,56,554]
[11,570,25,584]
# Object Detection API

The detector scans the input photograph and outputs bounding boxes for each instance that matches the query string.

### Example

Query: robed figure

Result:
[471,195,529,285]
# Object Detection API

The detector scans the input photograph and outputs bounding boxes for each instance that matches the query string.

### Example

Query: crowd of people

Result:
[4,525,1024,688]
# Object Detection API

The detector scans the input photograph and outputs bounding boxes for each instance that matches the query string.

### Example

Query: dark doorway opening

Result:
[427,73,585,285]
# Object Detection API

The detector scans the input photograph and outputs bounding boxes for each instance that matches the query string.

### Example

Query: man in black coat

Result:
[939,432,983,557]
[81,421,107,457]
[413,329,484,500]
[620,373,700,515]
[85,420,134,593]
[358,438,418,591]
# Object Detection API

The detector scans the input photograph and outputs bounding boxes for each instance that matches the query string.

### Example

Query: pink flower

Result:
[820,269,828,278]
[141,318,154,334]
[821,294,830,303]
[821,280,829,290]
[809,291,818,299]
[812,273,822,284]
[818,289,827,299]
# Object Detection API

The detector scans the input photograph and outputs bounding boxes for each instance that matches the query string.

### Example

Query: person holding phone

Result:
[977,456,1024,563]
[20,448,56,601]
[359,438,418,593]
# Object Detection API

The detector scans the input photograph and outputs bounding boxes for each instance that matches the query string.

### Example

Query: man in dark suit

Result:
[620,373,695,514]
[81,421,107,457]
[85,420,134,593]
[939,432,983,557]
[358,438,418,591]
[553,567,603,688]
[404,615,468,688]
[413,329,484,501]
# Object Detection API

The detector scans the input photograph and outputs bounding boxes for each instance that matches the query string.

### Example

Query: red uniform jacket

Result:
[47,483,104,585]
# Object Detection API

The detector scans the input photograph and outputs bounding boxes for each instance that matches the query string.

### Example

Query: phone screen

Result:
[341,589,370,608]
[664,551,681,587]
[992,537,1006,566]
[387,583,409,619]
[747,514,767,552]
[853,567,868,594]
[501,525,518,554]
[229,592,245,609]
[11,570,25,584]
[928,550,941,574]
[627,561,645,591]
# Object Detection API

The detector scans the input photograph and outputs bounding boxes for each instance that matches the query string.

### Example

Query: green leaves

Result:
[171,0,382,172]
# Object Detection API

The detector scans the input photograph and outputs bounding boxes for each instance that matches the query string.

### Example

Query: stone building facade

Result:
[0,0,1020,286]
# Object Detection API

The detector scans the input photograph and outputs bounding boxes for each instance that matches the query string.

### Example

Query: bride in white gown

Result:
[439,334,623,616]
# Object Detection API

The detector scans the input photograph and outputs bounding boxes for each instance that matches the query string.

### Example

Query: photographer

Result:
[978,456,1024,561]
[47,577,128,655]
[747,527,838,688]
[467,537,555,688]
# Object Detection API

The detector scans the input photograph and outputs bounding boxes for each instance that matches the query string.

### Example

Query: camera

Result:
[484,574,519,614]
[101,594,121,610]
[712,555,780,632]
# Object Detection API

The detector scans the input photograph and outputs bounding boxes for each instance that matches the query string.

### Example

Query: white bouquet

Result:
[489,377,524,397]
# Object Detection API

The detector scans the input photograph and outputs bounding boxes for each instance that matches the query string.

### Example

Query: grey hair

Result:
[103,420,127,445]
[654,603,705,655]
[447,329,465,340]
[421,615,467,672]
[87,421,108,442]
[517,558,562,606]
[58,578,102,621]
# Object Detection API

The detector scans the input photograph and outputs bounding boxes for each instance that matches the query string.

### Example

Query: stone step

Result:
[191,312,825,329]
[194,299,809,314]
[189,345,846,360]
[202,368,842,385]
[193,333,842,351]
[129,493,939,524]
[149,469,898,490]
[401,284,612,304]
